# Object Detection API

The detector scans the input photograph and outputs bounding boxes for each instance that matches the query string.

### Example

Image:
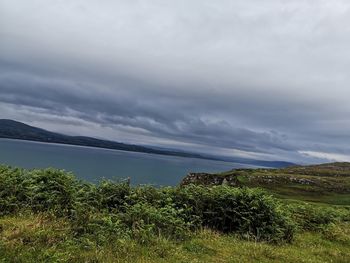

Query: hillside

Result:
[181,162,350,205]
[0,119,295,167]
[0,119,206,159]
[0,165,349,262]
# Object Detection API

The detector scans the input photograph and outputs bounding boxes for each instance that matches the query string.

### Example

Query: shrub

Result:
[287,203,339,231]
[72,213,131,245]
[121,202,193,242]
[126,185,168,206]
[0,166,295,243]
[0,167,79,216]
[322,222,350,244]
[0,166,29,215]
[96,180,131,211]
[170,185,295,242]
[24,169,79,216]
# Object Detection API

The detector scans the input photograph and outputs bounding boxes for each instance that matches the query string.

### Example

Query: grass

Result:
[180,225,350,263]
[1,164,350,262]
[0,214,349,262]
[185,162,350,205]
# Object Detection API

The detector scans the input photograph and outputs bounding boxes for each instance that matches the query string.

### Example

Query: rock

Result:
[180,172,239,187]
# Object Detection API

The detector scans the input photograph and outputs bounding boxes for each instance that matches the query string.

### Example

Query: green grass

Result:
[201,163,350,205]
[1,164,350,262]
[0,214,349,263]
[257,183,350,205]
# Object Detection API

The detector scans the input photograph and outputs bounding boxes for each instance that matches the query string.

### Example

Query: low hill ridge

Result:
[0,119,295,167]
[0,119,205,159]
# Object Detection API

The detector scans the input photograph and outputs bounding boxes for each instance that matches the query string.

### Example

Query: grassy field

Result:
[0,163,350,262]
[0,214,349,263]
[183,162,350,205]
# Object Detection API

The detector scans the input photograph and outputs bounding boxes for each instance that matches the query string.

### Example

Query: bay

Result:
[0,138,254,186]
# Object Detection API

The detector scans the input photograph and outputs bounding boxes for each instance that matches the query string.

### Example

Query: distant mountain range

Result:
[0,119,295,168]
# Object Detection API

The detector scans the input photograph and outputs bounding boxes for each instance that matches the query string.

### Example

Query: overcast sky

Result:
[1,0,350,163]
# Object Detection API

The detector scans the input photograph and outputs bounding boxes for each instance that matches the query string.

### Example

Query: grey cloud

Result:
[1,0,350,163]
[0,69,293,154]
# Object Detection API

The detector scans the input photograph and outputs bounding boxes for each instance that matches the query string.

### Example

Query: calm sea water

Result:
[0,139,254,186]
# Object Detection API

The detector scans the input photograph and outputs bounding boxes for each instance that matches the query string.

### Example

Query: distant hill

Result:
[0,119,295,168]
[0,119,207,159]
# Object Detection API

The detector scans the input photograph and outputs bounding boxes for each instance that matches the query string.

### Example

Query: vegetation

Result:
[182,162,350,205]
[0,164,350,262]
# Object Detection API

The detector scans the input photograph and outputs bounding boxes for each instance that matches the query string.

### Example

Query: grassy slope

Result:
[0,214,349,263]
[1,163,350,262]
[217,162,350,205]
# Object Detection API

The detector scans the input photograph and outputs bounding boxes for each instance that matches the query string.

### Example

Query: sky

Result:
[1,0,350,163]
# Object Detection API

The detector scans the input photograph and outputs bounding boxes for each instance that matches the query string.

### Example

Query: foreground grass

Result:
[1,165,350,262]
[0,213,349,263]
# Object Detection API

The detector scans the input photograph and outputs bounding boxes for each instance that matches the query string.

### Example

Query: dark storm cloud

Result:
[0,68,294,155]
[1,0,350,163]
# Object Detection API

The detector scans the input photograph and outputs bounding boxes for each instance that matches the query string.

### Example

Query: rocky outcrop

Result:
[180,172,239,187]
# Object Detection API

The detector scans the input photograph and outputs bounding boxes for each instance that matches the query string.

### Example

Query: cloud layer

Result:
[1,0,350,163]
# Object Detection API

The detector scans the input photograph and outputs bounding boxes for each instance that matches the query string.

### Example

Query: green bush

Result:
[24,169,79,215]
[0,166,29,215]
[287,203,340,231]
[0,166,295,243]
[72,213,131,245]
[0,166,79,216]
[170,185,295,242]
[121,202,192,243]
[96,180,131,211]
